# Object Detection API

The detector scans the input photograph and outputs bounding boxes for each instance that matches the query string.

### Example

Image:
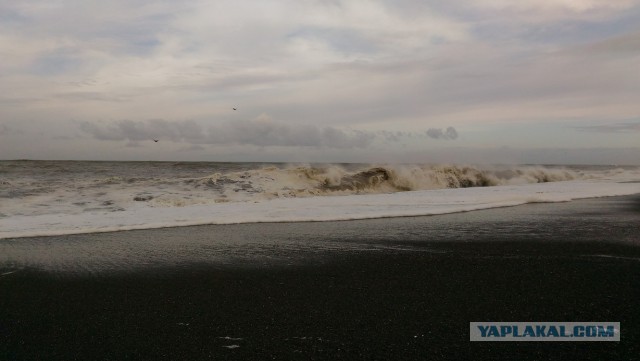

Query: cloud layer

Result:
[426,127,459,140]
[1,0,639,162]
[79,117,459,148]
[573,120,640,133]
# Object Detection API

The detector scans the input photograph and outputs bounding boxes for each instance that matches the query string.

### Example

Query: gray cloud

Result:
[3,0,639,162]
[125,141,143,148]
[79,119,208,143]
[179,144,207,152]
[426,127,458,140]
[580,31,640,55]
[78,118,459,148]
[80,118,378,149]
[0,124,11,135]
[205,118,376,148]
[55,91,127,103]
[573,120,640,133]
[378,130,400,142]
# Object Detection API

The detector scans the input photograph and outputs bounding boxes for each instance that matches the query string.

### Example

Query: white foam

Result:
[1,180,638,239]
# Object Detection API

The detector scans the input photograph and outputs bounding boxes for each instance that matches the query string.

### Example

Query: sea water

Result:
[1,160,639,239]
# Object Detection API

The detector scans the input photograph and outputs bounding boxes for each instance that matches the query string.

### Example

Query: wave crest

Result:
[309,165,577,194]
[177,164,581,203]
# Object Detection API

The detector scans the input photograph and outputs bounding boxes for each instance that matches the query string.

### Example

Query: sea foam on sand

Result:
[1,179,638,239]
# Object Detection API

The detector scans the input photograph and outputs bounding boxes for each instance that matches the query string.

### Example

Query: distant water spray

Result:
[0,161,636,217]
[1,161,639,239]
[177,164,580,204]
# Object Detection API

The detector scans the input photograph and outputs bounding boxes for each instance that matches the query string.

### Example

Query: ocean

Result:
[0,160,639,239]
[1,160,640,360]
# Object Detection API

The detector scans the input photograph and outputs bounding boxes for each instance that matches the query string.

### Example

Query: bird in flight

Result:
[232,107,237,110]
[153,139,159,142]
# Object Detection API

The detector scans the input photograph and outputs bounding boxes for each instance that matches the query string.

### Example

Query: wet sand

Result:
[1,195,639,360]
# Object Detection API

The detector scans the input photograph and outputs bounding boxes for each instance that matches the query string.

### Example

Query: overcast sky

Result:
[1,0,639,164]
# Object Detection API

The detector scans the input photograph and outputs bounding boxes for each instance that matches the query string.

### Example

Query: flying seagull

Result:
[233,107,237,110]
[153,139,159,142]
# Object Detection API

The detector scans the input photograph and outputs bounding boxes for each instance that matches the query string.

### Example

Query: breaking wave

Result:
[178,164,579,202]
[1,160,639,239]
[2,160,636,218]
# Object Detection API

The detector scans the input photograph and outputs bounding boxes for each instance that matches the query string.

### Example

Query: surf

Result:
[1,161,639,239]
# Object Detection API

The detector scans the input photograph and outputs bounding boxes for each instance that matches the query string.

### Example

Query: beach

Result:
[3,0,640,357]
[1,194,639,360]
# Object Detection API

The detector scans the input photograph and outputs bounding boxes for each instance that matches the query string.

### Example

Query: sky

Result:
[1,0,639,164]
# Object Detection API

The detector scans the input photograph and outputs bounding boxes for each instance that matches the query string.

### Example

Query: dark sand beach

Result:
[1,195,639,360]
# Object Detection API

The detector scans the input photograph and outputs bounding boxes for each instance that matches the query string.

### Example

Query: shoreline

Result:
[2,184,639,241]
